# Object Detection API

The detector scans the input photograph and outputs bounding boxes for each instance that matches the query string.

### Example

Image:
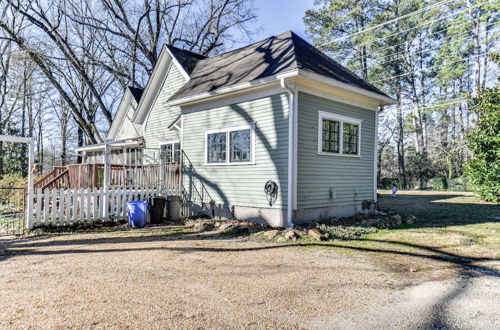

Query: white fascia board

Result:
[181,84,284,114]
[132,46,172,123]
[167,68,395,108]
[107,90,132,140]
[298,69,396,105]
[166,69,300,107]
[75,140,142,153]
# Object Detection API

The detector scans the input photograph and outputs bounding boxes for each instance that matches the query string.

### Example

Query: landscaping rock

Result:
[307,229,326,241]
[284,230,297,241]
[366,219,379,226]
[391,215,403,226]
[214,222,222,228]
[264,230,279,240]
[219,223,233,231]
[276,237,286,243]
[405,215,417,225]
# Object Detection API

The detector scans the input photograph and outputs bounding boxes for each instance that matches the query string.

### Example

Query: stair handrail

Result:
[40,169,69,191]
[180,150,214,206]
[34,166,67,190]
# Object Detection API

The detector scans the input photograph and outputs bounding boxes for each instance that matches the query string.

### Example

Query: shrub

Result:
[378,177,404,189]
[465,87,500,202]
[317,224,378,240]
[430,177,448,190]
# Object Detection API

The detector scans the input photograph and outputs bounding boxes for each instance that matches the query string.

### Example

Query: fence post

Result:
[103,142,110,219]
[26,139,35,230]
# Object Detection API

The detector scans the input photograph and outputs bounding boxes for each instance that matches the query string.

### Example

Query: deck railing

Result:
[35,163,180,191]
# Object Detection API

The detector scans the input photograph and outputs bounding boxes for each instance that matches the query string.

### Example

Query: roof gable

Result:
[127,86,144,103]
[166,45,206,75]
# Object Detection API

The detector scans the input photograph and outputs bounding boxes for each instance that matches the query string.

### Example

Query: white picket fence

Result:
[31,186,173,227]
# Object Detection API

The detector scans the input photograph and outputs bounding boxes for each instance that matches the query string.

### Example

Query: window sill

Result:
[204,161,256,166]
[317,152,361,158]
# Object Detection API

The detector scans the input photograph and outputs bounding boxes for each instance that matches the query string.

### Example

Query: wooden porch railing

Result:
[34,163,180,192]
[34,166,67,191]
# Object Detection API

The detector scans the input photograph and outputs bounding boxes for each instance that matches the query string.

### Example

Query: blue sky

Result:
[253,0,316,41]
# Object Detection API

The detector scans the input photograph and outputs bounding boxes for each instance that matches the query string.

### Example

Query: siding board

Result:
[182,93,289,208]
[297,92,376,209]
[142,64,186,150]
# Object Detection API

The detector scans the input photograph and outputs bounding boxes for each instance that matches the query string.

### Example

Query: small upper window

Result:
[318,112,361,156]
[206,125,254,165]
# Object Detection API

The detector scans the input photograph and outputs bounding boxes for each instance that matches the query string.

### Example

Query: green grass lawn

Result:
[325,191,500,276]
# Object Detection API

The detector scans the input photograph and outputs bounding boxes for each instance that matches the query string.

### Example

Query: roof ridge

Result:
[166,44,207,59]
[198,31,294,62]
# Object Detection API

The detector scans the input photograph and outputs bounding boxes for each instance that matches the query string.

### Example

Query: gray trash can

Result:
[167,195,182,221]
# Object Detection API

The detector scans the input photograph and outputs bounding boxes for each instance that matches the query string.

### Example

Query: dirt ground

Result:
[1,227,499,329]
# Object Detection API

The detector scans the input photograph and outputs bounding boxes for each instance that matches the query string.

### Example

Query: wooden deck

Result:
[34,163,180,192]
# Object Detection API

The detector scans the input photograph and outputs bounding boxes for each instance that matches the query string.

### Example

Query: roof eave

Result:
[167,68,396,107]
[166,69,300,106]
[107,89,133,140]
[298,69,397,106]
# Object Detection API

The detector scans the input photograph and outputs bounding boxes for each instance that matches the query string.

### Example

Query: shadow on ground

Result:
[378,191,500,227]
[1,223,498,328]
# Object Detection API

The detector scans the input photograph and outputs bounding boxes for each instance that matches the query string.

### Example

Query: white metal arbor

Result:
[0,135,35,230]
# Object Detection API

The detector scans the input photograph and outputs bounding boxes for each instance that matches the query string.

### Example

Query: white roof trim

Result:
[75,140,143,153]
[167,69,395,107]
[107,90,133,140]
[131,46,171,124]
[298,69,396,105]
[131,45,191,124]
[166,70,299,106]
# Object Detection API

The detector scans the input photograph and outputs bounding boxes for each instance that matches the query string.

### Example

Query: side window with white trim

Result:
[230,129,251,162]
[318,112,361,156]
[343,123,359,155]
[206,125,254,165]
[207,132,227,163]
[322,118,340,153]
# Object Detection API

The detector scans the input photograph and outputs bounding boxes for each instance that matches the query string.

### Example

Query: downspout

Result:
[280,78,296,228]
[374,106,382,202]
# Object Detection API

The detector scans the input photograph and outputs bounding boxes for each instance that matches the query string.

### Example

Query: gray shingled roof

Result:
[127,86,144,103]
[168,31,390,102]
[166,45,207,75]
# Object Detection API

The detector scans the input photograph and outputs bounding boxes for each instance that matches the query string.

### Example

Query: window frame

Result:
[204,124,255,166]
[317,111,362,157]
[158,140,181,163]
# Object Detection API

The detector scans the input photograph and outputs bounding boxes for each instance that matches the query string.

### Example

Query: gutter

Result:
[280,78,297,228]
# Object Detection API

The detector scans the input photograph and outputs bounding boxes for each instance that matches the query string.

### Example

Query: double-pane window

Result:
[206,125,253,164]
[318,113,361,156]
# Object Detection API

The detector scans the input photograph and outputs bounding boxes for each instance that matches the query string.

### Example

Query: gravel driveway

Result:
[1,230,499,329]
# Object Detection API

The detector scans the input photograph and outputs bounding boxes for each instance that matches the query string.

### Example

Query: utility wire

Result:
[398,99,468,110]
[322,0,455,45]
[320,0,491,49]
[374,25,499,67]
[371,51,496,83]
[339,21,499,66]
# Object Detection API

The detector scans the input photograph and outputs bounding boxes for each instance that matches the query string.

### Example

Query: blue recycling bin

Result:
[127,201,148,227]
